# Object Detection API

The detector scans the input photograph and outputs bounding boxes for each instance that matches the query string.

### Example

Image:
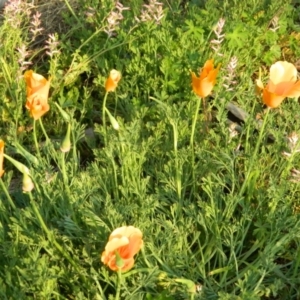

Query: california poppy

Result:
[191,59,220,98]
[0,140,4,178]
[24,70,50,120]
[105,69,121,92]
[256,61,300,108]
[101,226,143,272]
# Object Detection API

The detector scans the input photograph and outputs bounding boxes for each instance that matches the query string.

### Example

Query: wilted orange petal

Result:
[256,79,264,91]
[24,71,51,120]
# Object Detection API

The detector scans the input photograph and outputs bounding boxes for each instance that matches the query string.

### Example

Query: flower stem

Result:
[190,96,202,196]
[39,118,50,144]
[190,96,202,147]
[33,119,41,158]
[102,91,109,146]
[60,152,71,197]
[115,269,122,300]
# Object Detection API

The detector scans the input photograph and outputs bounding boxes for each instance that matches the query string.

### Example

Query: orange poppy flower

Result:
[105,69,121,92]
[101,226,143,272]
[191,59,220,97]
[0,140,4,178]
[24,70,51,120]
[256,61,300,108]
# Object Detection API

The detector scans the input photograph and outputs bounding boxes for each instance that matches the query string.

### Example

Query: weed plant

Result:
[1,0,300,299]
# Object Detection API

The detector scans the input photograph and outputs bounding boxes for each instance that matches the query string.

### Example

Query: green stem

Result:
[39,118,50,143]
[33,119,41,158]
[71,126,78,172]
[0,178,16,210]
[102,91,109,146]
[115,269,122,300]
[239,107,271,197]
[60,152,71,196]
[62,0,81,24]
[190,96,202,196]
[190,96,202,147]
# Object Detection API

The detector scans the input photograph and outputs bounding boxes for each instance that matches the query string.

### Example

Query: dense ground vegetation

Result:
[1,0,300,299]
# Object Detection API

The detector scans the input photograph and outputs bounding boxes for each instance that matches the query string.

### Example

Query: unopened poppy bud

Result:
[60,123,71,153]
[54,102,70,122]
[3,154,30,175]
[15,142,39,165]
[22,172,34,192]
[175,278,197,294]
[105,108,119,130]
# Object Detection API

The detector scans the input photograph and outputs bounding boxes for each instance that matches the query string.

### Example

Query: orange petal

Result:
[197,77,214,98]
[107,256,135,272]
[118,236,144,259]
[26,94,50,120]
[105,69,121,92]
[105,236,129,253]
[269,61,297,85]
[285,80,300,98]
[110,226,141,238]
[191,72,201,96]
[24,71,51,120]
[273,81,297,96]
[203,59,214,73]
[263,88,285,108]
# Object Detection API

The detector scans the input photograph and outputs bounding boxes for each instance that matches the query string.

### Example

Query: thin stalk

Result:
[33,119,41,158]
[62,0,81,24]
[102,91,109,146]
[239,107,271,197]
[39,118,50,143]
[190,96,202,147]
[60,152,71,197]
[190,96,202,196]
[115,269,122,300]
